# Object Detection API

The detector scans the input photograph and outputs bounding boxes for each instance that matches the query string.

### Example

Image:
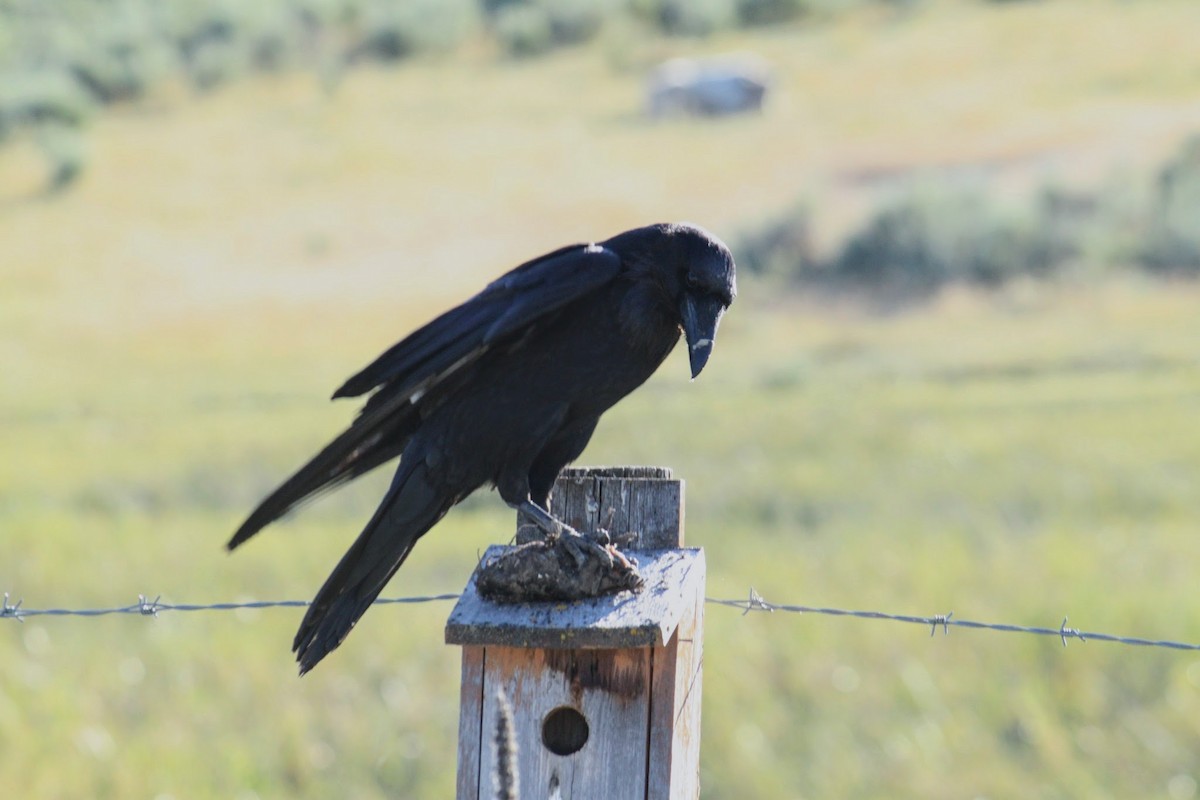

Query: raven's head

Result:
[604,221,737,377]
[671,223,737,378]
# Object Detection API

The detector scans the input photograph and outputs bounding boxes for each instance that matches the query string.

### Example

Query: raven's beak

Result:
[680,293,727,379]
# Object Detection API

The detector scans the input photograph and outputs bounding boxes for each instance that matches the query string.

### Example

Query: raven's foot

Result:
[557,527,640,572]
[514,499,575,541]
[514,501,638,571]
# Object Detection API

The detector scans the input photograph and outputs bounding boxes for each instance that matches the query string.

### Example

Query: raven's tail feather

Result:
[293,458,453,675]
[227,412,417,551]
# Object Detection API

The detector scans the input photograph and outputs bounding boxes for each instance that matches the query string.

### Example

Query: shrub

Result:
[738,135,1200,296]
[348,0,480,63]
[494,4,555,58]
[628,0,739,37]
[738,181,1104,296]
[543,0,612,45]
[828,187,1065,290]
[0,70,93,129]
[1138,134,1200,273]
[492,0,613,58]
[36,119,87,193]
[735,203,818,280]
[736,0,812,26]
[0,70,92,191]
[67,23,178,104]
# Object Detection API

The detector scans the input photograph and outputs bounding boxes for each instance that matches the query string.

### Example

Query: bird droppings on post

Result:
[446,545,703,650]
[475,528,643,604]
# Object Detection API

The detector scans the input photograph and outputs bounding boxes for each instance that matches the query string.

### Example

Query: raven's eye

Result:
[684,273,700,289]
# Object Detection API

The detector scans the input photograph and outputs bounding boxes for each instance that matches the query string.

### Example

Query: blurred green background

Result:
[3,0,1200,797]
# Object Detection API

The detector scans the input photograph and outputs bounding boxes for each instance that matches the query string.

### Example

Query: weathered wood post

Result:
[445,467,705,800]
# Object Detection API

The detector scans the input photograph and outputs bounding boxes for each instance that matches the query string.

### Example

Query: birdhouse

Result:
[445,467,705,800]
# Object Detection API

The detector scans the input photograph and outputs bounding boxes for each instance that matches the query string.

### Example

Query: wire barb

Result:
[931,612,953,637]
[1,593,24,623]
[1060,616,1085,647]
[740,586,774,615]
[137,595,162,617]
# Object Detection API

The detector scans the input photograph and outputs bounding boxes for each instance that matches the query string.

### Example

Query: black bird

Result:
[229,222,736,673]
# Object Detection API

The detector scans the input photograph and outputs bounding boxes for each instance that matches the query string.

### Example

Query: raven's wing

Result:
[333,244,617,399]
[228,243,621,549]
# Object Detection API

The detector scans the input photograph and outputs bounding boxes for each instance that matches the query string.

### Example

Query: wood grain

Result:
[479,647,651,800]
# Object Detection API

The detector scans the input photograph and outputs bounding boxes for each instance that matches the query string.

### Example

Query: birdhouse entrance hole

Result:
[542,706,589,756]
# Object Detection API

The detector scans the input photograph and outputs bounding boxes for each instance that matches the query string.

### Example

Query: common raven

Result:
[229,222,736,673]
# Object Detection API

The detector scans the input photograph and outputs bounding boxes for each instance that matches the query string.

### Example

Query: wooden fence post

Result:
[445,466,705,800]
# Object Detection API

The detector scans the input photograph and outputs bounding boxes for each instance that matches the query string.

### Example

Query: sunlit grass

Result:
[7,272,1199,798]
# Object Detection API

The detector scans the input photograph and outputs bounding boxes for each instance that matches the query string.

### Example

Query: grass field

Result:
[4,1,1200,797]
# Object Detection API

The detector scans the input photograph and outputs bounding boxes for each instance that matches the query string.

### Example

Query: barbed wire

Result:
[708,588,1200,651]
[3,588,1199,653]
[0,592,460,619]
